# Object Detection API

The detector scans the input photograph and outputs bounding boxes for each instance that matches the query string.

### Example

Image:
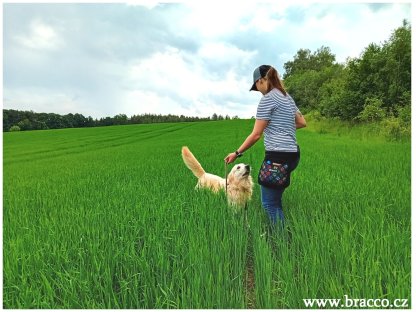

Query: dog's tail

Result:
[181,146,205,178]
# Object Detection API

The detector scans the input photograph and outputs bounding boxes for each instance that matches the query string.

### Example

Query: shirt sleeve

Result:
[256,95,274,120]
[289,94,301,114]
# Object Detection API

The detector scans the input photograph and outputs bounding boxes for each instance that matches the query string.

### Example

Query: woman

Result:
[224,65,306,227]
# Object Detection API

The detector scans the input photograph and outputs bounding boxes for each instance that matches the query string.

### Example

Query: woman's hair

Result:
[265,66,287,96]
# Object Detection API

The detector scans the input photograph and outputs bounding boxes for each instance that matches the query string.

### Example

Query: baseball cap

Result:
[250,65,271,91]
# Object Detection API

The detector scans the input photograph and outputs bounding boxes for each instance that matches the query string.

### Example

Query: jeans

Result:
[261,185,285,227]
[260,147,300,228]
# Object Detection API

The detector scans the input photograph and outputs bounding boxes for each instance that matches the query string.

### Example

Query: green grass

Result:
[3,120,411,308]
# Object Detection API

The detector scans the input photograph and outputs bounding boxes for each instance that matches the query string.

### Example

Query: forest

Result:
[3,111,218,132]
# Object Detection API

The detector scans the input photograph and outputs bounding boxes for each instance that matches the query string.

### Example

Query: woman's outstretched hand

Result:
[224,152,237,164]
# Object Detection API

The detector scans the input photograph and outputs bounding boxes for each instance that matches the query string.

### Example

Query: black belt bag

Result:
[258,147,300,189]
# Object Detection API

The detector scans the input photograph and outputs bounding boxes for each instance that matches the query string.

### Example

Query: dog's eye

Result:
[237,166,240,170]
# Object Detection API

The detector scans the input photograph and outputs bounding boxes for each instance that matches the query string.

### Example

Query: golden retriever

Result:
[181,146,253,207]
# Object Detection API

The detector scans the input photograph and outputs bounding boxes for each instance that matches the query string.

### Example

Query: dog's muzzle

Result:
[243,165,251,176]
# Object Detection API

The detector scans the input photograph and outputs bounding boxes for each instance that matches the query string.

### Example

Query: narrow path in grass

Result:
[245,231,255,308]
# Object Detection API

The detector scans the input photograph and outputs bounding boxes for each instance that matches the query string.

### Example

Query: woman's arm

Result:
[224,119,268,164]
[295,111,307,129]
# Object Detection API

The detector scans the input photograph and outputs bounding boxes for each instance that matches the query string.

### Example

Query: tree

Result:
[283,46,336,79]
[3,110,10,131]
[73,113,87,127]
[113,114,128,125]
[338,20,411,120]
[283,49,312,79]
[382,20,411,108]
[32,120,48,130]
[17,119,32,131]
[284,21,411,121]
[284,48,340,112]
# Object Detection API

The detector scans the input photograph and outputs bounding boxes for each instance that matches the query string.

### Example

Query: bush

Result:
[357,97,386,122]
[306,110,326,121]
[381,117,410,141]
[304,110,410,141]
[9,125,21,132]
[397,105,411,126]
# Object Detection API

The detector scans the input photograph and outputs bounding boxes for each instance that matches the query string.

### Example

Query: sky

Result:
[2,1,412,119]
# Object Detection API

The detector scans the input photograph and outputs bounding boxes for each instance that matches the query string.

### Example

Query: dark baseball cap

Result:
[250,65,271,91]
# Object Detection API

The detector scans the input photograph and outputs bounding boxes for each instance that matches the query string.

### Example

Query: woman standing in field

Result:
[224,65,306,228]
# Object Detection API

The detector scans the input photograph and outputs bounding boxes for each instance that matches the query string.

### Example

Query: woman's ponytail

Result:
[266,67,287,96]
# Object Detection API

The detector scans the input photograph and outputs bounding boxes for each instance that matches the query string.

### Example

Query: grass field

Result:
[3,119,411,308]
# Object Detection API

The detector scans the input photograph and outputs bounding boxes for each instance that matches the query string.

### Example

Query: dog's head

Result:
[228,163,251,182]
[227,163,253,206]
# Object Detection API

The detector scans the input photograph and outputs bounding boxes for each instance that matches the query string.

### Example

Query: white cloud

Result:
[197,42,257,64]
[127,47,199,102]
[179,2,256,39]
[124,45,256,117]
[125,0,160,9]
[242,6,285,32]
[13,19,64,50]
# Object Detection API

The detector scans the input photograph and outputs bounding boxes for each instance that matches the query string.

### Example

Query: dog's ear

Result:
[227,171,235,185]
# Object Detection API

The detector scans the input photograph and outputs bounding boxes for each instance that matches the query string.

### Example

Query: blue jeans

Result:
[260,147,300,228]
[261,186,285,227]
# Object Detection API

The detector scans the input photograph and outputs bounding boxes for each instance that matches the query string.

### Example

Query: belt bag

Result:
[257,149,300,189]
[258,160,291,189]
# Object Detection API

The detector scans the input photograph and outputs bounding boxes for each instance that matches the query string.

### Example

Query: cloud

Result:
[125,0,160,10]
[13,19,64,50]
[124,45,258,117]
[3,2,412,119]
[178,2,255,39]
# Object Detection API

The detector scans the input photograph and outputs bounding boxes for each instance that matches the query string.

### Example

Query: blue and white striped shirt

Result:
[256,88,300,152]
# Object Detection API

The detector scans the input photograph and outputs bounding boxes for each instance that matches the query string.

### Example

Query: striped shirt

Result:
[256,88,300,152]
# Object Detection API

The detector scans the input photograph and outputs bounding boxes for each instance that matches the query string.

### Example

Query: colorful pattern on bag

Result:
[258,161,290,186]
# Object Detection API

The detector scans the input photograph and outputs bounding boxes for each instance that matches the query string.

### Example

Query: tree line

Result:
[283,20,410,136]
[3,110,239,132]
